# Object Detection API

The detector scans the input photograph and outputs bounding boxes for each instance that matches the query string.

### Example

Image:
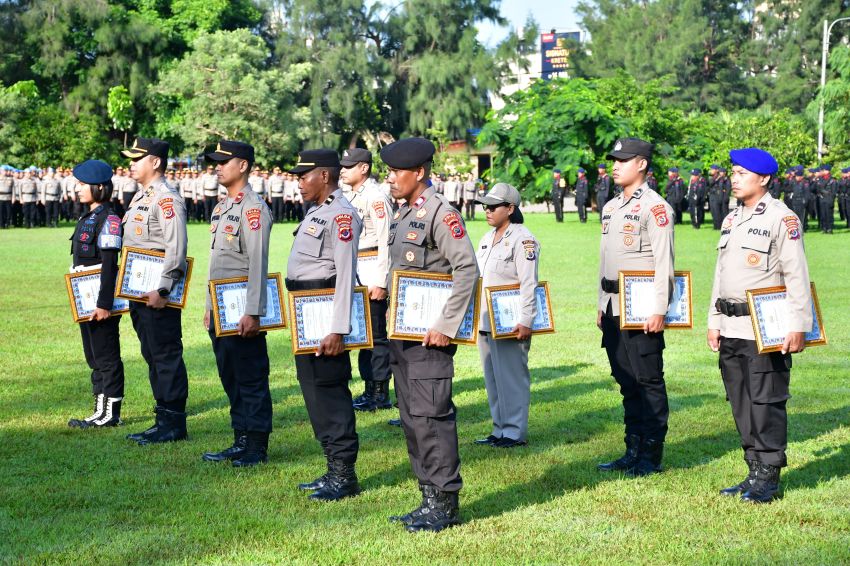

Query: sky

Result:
[476,0,583,48]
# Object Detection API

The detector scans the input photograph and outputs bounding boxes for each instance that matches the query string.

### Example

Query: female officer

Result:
[474,183,540,448]
[67,160,126,429]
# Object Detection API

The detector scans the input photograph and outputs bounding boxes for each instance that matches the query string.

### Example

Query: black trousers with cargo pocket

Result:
[719,337,790,468]
[390,340,462,493]
[601,303,669,443]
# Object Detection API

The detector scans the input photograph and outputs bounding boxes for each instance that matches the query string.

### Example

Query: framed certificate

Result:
[115,246,194,308]
[746,282,827,354]
[287,286,373,355]
[209,273,287,337]
[388,270,481,345]
[485,281,556,339]
[619,270,693,330]
[65,269,130,323]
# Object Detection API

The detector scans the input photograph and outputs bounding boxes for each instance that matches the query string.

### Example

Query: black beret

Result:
[379,137,436,169]
[288,149,340,174]
[339,148,373,167]
[205,140,255,163]
[121,137,170,161]
[72,159,113,185]
[607,137,653,160]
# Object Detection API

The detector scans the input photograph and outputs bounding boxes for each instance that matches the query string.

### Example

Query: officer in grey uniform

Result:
[474,183,539,448]
[0,170,14,228]
[575,168,589,223]
[462,174,477,221]
[119,167,138,211]
[178,169,196,222]
[41,171,62,227]
[19,171,39,228]
[287,149,363,501]
[708,148,812,504]
[200,140,274,467]
[382,137,479,533]
[340,148,394,412]
[269,167,285,222]
[597,137,675,477]
[120,137,190,445]
[201,166,221,222]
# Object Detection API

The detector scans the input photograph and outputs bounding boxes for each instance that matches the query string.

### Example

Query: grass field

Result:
[0,211,848,565]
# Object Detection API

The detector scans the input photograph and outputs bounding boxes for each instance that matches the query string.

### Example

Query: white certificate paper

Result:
[401,283,453,330]
[221,288,248,326]
[126,257,163,293]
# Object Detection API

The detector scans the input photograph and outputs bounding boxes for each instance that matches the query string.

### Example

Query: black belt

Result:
[359,247,378,253]
[601,277,619,294]
[715,298,750,317]
[285,276,336,292]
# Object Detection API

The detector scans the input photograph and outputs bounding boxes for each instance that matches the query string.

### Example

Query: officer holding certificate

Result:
[474,183,539,448]
[597,137,675,477]
[121,137,190,445]
[67,160,125,430]
[382,137,479,533]
[286,149,363,501]
[707,148,812,504]
[201,140,273,467]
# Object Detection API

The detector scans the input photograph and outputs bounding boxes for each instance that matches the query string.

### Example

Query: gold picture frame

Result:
[115,246,194,309]
[485,281,556,339]
[287,286,373,355]
[65,268,130,323]
[618,270,693,330]
[746,282,827,354]
[209,273,287,337]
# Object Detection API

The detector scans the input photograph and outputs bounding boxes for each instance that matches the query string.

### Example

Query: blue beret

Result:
[720,167,727,173]
[668,167,678,173]
[808,167,819,173]
[647,167,654,173]
[821,163,831,170]
[553,169,561,173]
[728,148,778,175]
[72,159,113,185]
[577,167,586,173]
[841,167,850,173]
[597,163,606,169]
[690,168,701,175]
[794,165,803,171]
[710,164,719,170]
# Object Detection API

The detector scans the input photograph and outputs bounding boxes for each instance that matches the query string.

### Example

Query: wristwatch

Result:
[157,287,169,298]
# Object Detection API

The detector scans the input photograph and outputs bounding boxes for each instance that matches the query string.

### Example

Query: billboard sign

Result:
[540,31,582,80]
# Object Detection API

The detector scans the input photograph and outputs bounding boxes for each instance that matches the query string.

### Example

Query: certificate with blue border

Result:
[287,286,373,355]
[388,270,481,345]
[209,273,287,337]
[486,281,556,339]
[746,282,827,354]
[115,246,194,309]
[65,269,130,323]
[619,270,693,330]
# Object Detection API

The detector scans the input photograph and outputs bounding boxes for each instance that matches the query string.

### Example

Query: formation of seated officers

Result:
[63,134,818,534]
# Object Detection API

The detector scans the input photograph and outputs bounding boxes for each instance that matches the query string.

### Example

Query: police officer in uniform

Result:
[67,160,126,429]
[574,168,589,223]
[41,170,62,227]
[287,149,363,501]
[817,165,837,234]
[121,137,190,445]
[474,183,539,448]
[382,137,479,532]
[179,169,196,222]
[687,168,707,229]
[0,170,13,228]
[463,174,477,221]
[594,164,611,222]
[551,169,565,223]
[840,167,850,229]
[340,148,394,412]
[646,167,658,192]
[665,167,685,224]
[200,141,274,467]
[708,148,812,503]
[597,137,675,477]
[806,167,819,230]
[269,167,285,222]
[19,170,39,228]
[201,165,221,222]
[708,165,726,229]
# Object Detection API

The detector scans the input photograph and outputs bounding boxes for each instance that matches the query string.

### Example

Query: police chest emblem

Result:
[406,231,418,240]
[747,253,760,266]
[623,235,634,246]
[224,225,234,233]
[623,222,634,233]
[405,250,415,262]
[234,192,244,204]
[80,232,89,242]
[134,214,144,223]
[226,234,235,242]
[306,225,317,235]
[135,226,142,236]
[416,208,427,219]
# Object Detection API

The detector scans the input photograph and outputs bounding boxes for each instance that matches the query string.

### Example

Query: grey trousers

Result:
[478,332,531,441]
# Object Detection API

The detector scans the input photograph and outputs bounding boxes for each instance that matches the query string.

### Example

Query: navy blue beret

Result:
[668,167,678,173]
[729,148,778,175]
[72,159,113,185]
[841,167,850,173]
[808,167,820,173]
[597,163,606,169]
[380,137,436,169]
[821,163,831,170]
[553,169,561,173]
[690,168,701,175]
[577,167,586,173]
[710,164,719,170]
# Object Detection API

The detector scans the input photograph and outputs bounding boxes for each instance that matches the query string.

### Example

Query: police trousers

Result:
[129,302,189,410]
[209,330,272,433]
[719,338,790,468]
[295,353,359,464]
[478,332,531,441]
[390,340,462,492]
[80,315,125,398]
[601,305,669,442]
[358,298,391,383]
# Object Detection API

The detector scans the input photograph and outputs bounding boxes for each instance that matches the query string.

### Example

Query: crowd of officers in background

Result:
[558,163,850,232]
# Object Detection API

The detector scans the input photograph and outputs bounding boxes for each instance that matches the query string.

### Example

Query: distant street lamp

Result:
[817,17,850,163]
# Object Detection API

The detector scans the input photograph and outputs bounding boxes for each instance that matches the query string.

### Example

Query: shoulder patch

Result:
[372,200,386,219]
[442,212,465,239]
[335,213,353,242]
[246,208,261,231]
[159,197,175,219]
[522,239,537,261]
[105,215,121,235]
[650,204,669,227]
[783,216,800,240]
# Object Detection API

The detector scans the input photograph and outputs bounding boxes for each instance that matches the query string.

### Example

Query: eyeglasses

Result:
[483,203,509,212]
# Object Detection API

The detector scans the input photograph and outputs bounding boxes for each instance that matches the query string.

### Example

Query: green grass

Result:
[0,212,848,565]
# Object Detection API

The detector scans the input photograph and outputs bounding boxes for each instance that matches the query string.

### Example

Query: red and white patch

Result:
[373,201,386,219]
[159,197,174,219]
[442,212,465,239]
[783,216,800,241]
[224,224,234,233]
[651,204,669,227]
[80,232,89,242]
[246,208,261,231]
[336,214,353,242]
[234,192,244,204]
[747,253,761,266]
[413,195,426,209]
[406,231,418,240]
[107,217,121,235]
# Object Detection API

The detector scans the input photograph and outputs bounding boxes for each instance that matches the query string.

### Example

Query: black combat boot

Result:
[298,457,331,491]
[202,430,247,462]
[137,408,188,445]
[405,488,461,533]
[308,460,361,501]
[371,380,393,410]
[352,381,374,410]
[68,394,104,428]
[720,459,757,496]
[81,397,122,428]
[740,462,781,504]
[232,432,269,467]
[389,484,429,525]
[629,438,664,477]
[597,434,641,472]
[126,405,164,441]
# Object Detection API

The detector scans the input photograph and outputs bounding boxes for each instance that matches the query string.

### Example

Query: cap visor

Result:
[606,151,638,160]
[475,195,505,205]
[287,165,315,174]
[339,159,360,167]
[204,152,233,162]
